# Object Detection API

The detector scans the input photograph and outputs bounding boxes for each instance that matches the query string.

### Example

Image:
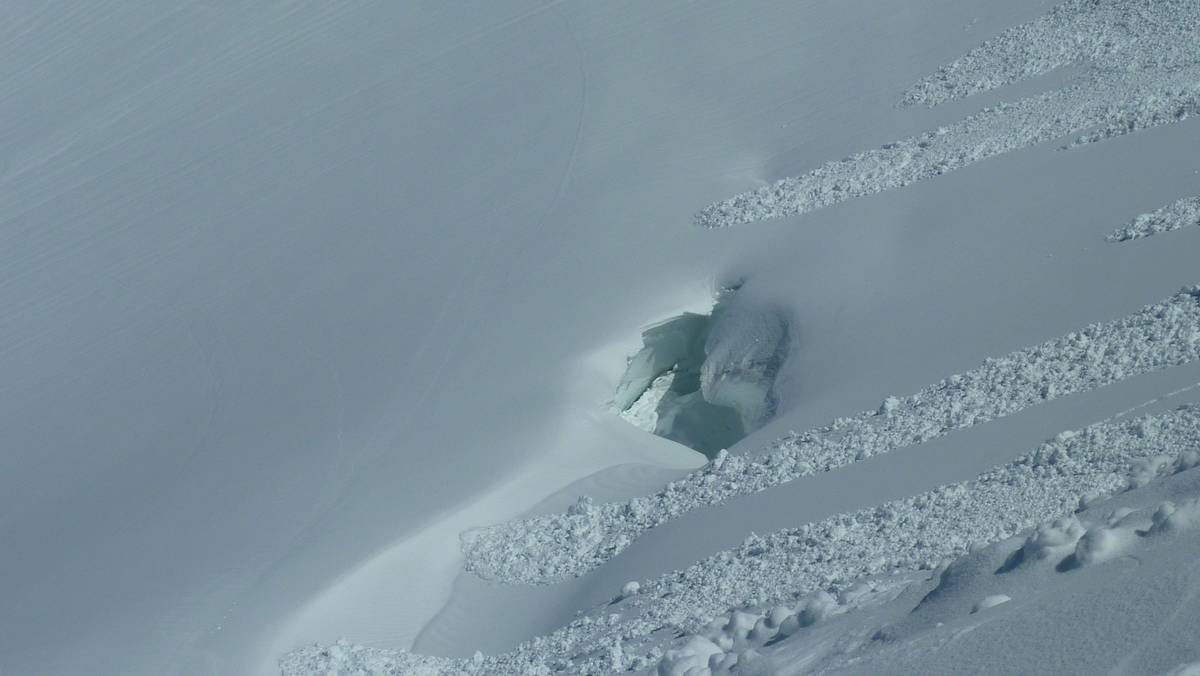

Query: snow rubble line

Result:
[695,0,1200,228]
[719,456,1200,675]
[659,449,1200,676]
[282,405,1200,675]
[462,286,1200,586]
[1108,195,1200,242]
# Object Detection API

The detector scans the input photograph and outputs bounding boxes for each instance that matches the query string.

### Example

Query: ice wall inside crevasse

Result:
[615,290,788,456]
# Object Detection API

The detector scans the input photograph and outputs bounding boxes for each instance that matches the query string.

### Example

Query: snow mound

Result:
[697,0,1200,227]
[462,286,1200,585]
[1008,492,1200,573]
[1063,521,1134,569]
[998,515,1086,572]
[1108,195,1200,242]
[656,635,722,676]
[756,470,1200,674]
[700,296,789,434]
[654,592,843,676]
[1147,498,1200,535]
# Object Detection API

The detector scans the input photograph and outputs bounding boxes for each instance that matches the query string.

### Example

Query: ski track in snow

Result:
[461,286,1200,587]
[282,405,1200,675]
[1108,195,1200,242]
[696,0,1200,228]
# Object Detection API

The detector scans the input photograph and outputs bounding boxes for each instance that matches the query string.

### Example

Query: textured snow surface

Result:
[1109,195,1200,242]
[10,0,1197,672]
[276,0,1200,672]
[697,0,1200,227]
[283,405,1200,674]
[461,286,1200,586]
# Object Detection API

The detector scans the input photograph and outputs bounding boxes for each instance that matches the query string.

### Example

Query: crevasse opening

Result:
[614,290,788,456]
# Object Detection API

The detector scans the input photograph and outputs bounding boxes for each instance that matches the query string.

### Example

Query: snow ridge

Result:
[696,0,1200,228]
[1108,195,1200,242]
[283,405,1200,675]
[461,287,1200,586]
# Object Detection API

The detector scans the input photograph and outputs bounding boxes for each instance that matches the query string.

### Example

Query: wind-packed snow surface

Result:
[5,0,1200,674]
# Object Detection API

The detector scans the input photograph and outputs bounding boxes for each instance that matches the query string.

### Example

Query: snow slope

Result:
[697,0,1200,227]
[463,287,1200,586]
[758,455,1200,676]
[3,0,1199,675]
[284,0,1200,673]
[287,390,1200,673]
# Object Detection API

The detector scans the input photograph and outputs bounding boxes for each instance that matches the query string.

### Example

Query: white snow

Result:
[1109,195,1200,242]
[970,595,1011,614]
[698,0,1200,227]
[6,0,1200,674]
[463,287,1200,586]
[619,370,677,434]
[285,403,1200,673]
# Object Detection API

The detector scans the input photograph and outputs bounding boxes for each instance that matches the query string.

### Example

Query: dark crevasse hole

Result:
[613,288,788,457]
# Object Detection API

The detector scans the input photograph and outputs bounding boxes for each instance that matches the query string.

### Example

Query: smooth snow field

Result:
[3,1,1199,675]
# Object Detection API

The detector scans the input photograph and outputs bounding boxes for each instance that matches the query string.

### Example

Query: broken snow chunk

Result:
[1127,455,1172,489]
[747,617,775,644]
[1018,515,1086,565]
[568,495,596,516]
[1070,524,1129,568]
[656,635,723,676]
[1173,450,1200,474]
[879,396,902,416]
[1148,498,1200,534]
[794,591,837,628]
[724,610,760,641]
[765,605,792,628]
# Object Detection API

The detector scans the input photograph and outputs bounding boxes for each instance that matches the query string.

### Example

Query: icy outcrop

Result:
[615,291,788,456]
[1004,515,1086,570]
[614,313,710,411]
[619,370,676,434]
[701,300,788,432]
[651,388,745,457]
